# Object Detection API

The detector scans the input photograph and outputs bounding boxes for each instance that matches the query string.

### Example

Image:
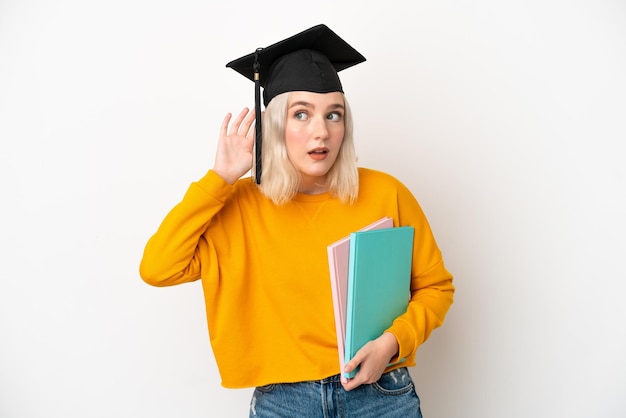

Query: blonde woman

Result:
[140,24,454,418]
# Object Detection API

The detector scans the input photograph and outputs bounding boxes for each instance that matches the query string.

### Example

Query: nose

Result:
[312,115,329,140]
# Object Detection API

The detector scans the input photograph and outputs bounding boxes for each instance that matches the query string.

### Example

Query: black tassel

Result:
[253,48,263,184]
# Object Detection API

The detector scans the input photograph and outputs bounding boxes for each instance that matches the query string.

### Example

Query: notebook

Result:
[343,225,414,379]
[327,217,393,383]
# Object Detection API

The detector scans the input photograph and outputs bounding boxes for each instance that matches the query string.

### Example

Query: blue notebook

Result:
[343,226,414,379]
[327,217,393,383]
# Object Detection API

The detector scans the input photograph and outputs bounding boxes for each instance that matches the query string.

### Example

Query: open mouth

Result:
[308,147,329,155]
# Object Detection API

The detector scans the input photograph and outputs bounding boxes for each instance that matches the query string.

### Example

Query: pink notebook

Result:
[327,216,394,382]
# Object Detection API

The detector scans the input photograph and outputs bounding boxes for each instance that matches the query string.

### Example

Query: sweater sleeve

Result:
[139,170,234,287]
[385,181,455,362]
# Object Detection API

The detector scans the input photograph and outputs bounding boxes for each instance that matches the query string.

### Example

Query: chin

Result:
[303,167,332,178]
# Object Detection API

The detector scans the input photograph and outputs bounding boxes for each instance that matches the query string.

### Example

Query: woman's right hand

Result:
[212,107,256,184]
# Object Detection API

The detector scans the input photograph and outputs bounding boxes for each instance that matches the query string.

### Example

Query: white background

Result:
[1,1,625,417]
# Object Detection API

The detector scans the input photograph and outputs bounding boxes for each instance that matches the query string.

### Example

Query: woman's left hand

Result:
[341,332,399,391]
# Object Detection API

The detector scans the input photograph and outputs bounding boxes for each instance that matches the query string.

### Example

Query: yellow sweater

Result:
[140,167,454,388]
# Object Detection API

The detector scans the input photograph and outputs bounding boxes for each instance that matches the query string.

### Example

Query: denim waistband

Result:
[319,373,344,384]
[318,367,407,384]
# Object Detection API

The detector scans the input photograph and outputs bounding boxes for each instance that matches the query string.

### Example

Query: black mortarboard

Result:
[226,24,366,184]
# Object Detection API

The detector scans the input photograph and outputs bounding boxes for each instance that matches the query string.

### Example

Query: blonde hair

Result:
[257,92,359,205]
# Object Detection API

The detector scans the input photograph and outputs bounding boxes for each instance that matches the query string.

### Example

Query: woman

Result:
[140,24,454,417]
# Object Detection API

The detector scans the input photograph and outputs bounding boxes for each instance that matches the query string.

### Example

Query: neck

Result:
[298,177,329,195]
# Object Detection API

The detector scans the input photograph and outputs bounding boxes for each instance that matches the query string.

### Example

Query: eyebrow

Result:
[288,101,345,110]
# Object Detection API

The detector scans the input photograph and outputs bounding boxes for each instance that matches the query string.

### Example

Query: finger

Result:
[240,108,256,137]
[344,346,367,374]
[342,373,364,392]
[245,120,256,140]
[247,110,263,139]
[220,113,232,137]
[229,108,249,136]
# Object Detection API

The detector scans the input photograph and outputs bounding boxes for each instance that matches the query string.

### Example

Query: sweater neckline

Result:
[292,191,333,203]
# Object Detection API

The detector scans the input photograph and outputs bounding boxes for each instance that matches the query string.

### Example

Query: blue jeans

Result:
[249,367,422,418]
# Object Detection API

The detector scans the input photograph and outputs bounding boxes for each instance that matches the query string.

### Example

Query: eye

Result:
[327,111,343,122]
[294,111,308,121]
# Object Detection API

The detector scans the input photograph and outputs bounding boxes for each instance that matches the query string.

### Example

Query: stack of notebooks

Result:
[327,217,414,382]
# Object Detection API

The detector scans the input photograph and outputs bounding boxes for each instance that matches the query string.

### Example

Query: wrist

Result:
[212,167,239,185]
[381,332,399,361]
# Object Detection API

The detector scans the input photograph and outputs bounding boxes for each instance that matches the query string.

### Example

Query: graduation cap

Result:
[226,24,366,184]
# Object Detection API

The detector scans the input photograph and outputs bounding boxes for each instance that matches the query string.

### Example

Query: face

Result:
[284,91,345,193]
